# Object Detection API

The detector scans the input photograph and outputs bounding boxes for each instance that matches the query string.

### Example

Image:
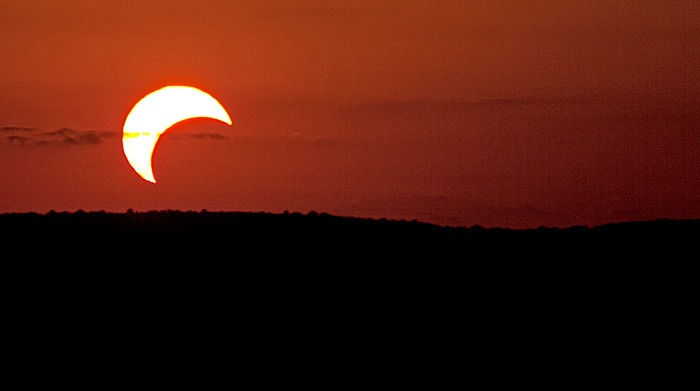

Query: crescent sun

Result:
[122,86,232,183]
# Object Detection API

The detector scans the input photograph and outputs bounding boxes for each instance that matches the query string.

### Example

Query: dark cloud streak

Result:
[6,135,30,144]
[170,132,229,141]
[0,126,37,132]
[1,127,119,146]
[1,126,231,146]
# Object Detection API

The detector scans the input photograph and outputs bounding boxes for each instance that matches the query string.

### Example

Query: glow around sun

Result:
[122,86,232,183]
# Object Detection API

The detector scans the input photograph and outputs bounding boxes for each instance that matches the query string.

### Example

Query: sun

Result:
[122,86,232,183]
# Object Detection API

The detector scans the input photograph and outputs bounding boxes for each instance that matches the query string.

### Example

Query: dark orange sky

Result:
[1,0,699,228]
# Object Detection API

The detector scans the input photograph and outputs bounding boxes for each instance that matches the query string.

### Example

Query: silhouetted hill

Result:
[3,210,693,376]
[2,210,697,259]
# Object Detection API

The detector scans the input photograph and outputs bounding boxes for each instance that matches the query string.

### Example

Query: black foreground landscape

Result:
[3,209,694,375]
[2,210,698,259]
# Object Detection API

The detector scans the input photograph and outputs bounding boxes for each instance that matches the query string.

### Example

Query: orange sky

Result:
[1,0,699,228]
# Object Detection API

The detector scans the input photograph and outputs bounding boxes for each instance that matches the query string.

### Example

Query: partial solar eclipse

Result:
[122,86,232,183]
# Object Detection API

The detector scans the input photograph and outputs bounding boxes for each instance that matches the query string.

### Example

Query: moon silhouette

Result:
[122,86,232,183]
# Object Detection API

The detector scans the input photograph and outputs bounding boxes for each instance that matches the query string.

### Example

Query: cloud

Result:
[40,128,119,145]
[168,132,230,141]
[0,126,37,132]
[6,135,30,144]
[185,132,229,140]
[1,127,119,146]
[63,133,101,145]
[43,128,77,137]
[2,126,231,146]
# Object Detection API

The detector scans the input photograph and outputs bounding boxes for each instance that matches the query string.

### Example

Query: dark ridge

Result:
[2,209,693,360]
[1,210,697,258]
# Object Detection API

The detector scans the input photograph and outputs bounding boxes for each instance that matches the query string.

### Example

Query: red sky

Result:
[1,0,699,228]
